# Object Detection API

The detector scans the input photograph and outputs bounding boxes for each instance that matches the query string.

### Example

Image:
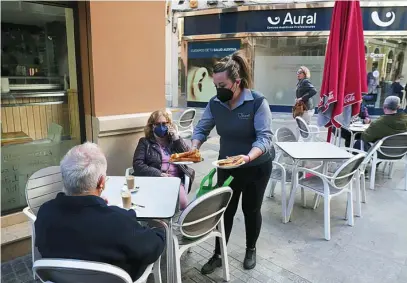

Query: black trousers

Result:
[333,128,361,147]
[214,160,273,255]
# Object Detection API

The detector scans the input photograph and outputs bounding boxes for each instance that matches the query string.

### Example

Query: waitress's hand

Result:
[168,125,179,141]
[237,155,251,164]
[161,173,171,177]
[363,118,371,124]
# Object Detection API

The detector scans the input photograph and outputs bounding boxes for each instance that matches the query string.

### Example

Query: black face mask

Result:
[216,87,234,103]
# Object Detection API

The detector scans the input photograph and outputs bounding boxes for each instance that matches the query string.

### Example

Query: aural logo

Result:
[267,16,280,25]
[371,11,395,27]
[267,12,316,27]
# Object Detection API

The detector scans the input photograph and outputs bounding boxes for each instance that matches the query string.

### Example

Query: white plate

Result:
[212,159,245,169]
[170,161,195,165]
[351,123,364,127]
[170,158,204,165]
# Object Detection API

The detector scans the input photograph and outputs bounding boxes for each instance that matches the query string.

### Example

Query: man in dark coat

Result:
[35,142,165,281]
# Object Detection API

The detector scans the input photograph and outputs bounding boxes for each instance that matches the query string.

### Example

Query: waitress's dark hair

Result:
[213,50,253,89]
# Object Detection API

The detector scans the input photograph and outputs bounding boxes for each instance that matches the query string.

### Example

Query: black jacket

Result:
[296,79,317,110]
[132,137,195,192]
[391,82,404,97]
[35,193,165,281]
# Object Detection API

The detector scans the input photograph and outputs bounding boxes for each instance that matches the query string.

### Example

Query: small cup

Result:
[126,176,135,190]
[121,189,132,209]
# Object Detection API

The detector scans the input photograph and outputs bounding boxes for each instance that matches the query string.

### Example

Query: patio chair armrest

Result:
[148,219,170,230]
[296,167,332,182]
[309,125,319,132]
[272,161,287,172]
[23,207,36,222]
[301,160,324,171]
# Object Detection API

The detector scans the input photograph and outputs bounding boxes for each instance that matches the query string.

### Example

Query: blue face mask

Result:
[154,124,168,138]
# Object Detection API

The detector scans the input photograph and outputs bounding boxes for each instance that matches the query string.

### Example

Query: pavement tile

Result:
[1,263,13,276]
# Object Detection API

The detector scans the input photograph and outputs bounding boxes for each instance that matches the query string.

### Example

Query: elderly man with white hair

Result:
[35,142,165,281]
[354,96,407,151]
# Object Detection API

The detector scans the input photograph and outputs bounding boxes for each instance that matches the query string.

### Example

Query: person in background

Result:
[133,110,194,210]
[192,50,274,273]
[354,96,407,151]
[295,66,317,124]
[391,75,405,104]
[334,102,371,147]
[35,143,165,281]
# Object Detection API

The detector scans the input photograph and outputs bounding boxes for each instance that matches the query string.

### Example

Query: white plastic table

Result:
[274,142,356,221]
[333,123,369,147]
[347,123,370,146]
[102,176,181,283]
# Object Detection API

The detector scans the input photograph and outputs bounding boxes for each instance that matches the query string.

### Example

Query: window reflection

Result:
[1,1,81,214]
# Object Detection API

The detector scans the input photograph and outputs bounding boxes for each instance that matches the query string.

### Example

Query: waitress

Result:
[191,51,274,273]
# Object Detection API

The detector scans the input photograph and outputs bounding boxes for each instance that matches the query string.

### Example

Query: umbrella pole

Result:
[327,127,332,143]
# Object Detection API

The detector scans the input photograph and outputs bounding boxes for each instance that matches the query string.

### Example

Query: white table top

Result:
[347,123,370,132]
[275,142,353,160]
[102,176,181,219]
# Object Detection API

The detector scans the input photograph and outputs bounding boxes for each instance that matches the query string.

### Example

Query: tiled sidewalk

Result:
[2,114,407,283]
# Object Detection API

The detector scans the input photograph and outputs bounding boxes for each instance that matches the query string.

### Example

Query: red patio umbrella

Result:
[317,0,367,141]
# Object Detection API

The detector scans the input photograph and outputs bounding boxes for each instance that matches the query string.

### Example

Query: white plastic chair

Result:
[295,153,366,240]
[369,132,407,191]
[33,257,161,283]
[173,109,196,139]
[23,166,64,275]
[314,141,383,215]
[172,187,233,283]
[268,127,298,223]
[126,167,190,195]
[295,116,326,142]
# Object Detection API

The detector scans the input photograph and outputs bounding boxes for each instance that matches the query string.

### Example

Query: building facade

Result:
[1,1,166,257]
[171,1,407,114]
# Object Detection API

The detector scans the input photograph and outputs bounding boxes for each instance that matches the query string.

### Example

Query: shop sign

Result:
[366,53,386,59]
[184,6,407,36]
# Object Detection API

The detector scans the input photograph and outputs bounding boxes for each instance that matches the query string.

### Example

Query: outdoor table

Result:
[274,142,355,222]
[1,131,33,146]
[347,123,369,146]
[102,176,181,283]
[332,123,369,147]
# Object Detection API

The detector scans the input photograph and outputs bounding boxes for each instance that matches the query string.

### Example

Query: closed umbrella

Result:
[317,0,367,141]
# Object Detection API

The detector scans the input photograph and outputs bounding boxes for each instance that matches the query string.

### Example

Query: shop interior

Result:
[1,1,81,214]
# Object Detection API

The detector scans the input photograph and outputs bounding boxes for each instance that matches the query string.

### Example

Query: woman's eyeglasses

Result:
[154,122,168,127]
[297,70,304,75]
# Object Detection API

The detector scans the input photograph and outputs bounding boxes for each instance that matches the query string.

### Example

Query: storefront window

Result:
[254,36,328,109]
[253,36,407,110]
[1,1,81,214]
[365,37,407,109]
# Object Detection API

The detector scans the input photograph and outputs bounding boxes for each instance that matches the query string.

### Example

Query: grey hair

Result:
[60,142,107,196]
[383,96,400,111]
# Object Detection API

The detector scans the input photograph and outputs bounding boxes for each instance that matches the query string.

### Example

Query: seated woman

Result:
[133,110,194,210]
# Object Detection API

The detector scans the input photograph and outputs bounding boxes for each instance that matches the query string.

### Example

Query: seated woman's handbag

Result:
[292,100,308,118]
[196,168,234,198]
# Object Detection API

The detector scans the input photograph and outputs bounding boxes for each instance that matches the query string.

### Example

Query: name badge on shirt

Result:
[238,113,251,119]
